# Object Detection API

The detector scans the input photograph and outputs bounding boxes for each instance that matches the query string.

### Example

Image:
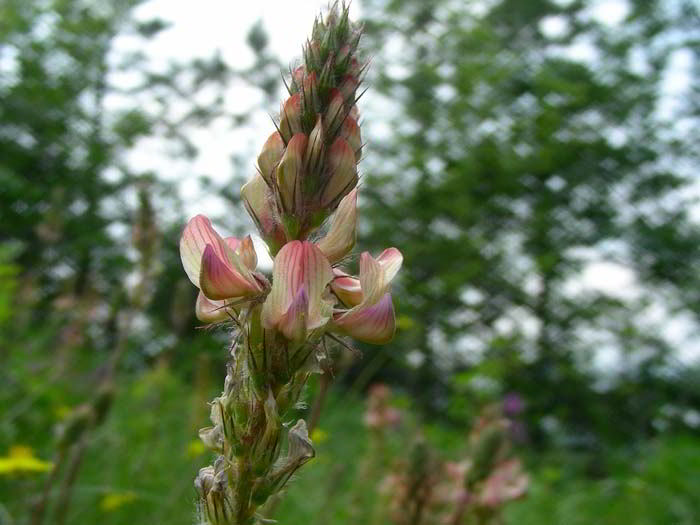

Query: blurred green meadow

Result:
[2,0,700,524]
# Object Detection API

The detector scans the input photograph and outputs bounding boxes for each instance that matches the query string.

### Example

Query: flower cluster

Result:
[374,397,529,525]
[180,5,402,524]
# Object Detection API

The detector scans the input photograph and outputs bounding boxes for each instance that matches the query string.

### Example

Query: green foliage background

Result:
[1,0,699,523]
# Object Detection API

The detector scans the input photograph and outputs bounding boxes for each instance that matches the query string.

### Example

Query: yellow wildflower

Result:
[0,445,53,475]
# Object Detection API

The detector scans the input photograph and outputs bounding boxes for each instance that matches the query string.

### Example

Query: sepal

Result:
[316,188,357,264]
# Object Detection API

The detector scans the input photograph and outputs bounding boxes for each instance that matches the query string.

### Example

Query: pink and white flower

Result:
[261,240,334,342]
[330,248,403,344]
[180,215,266,322]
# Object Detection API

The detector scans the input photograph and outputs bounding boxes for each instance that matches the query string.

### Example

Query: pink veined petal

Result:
[277,287,308,342]
[195,292,234,324]
[332,293,396,344]
[261,241,333,334]
[237,235,258,271]
[376,247,403,284]
[200,244,260,300]
[180,215,237,288]
[331,269,363,307]
[316,189,357,264]
[358,252,385,306]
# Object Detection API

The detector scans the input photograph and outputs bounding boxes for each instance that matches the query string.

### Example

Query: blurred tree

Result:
[359,0,700,449]
[0,0,280,352]
[0,2,280,522]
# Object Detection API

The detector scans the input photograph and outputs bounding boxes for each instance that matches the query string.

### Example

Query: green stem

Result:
[234,457,254,524]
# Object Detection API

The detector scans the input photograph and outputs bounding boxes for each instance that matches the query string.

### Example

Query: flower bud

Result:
[317,188,357,264]
[241,173,285,255]
[302,72,319,114]
[321,136,357,208]
[337,44,351,69]
[304,40,322,71]
[339,74,358,102]
[348,57,363,78]
[279,94,302,142]
[257,131,284,185]
[318,54,334,92]
[292,66,305,92]
[306,116,325,178]
[341,116,362,162]
[275,133,308,216]
[325,88,346,137]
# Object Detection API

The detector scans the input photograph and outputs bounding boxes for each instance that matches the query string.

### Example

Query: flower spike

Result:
[184,5,404,521]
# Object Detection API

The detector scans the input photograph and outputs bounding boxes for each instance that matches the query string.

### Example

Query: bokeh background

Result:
[1,0,699,524]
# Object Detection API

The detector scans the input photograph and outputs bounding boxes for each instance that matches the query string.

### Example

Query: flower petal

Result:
[330,269,363,307]
[180,215,237,288]
[224,237,240,252]
[200,244,260,300]
[358,251,385,306]
[278,287,308,342]
[316,189,357,264]
[377,247,403,284]
[195,292,234,324]
[279,93,302,142]
[261,241,333,335]
[257,131,284,184]
[237,235,258,271]
[241,173,285,254]
[332,293,396,344]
